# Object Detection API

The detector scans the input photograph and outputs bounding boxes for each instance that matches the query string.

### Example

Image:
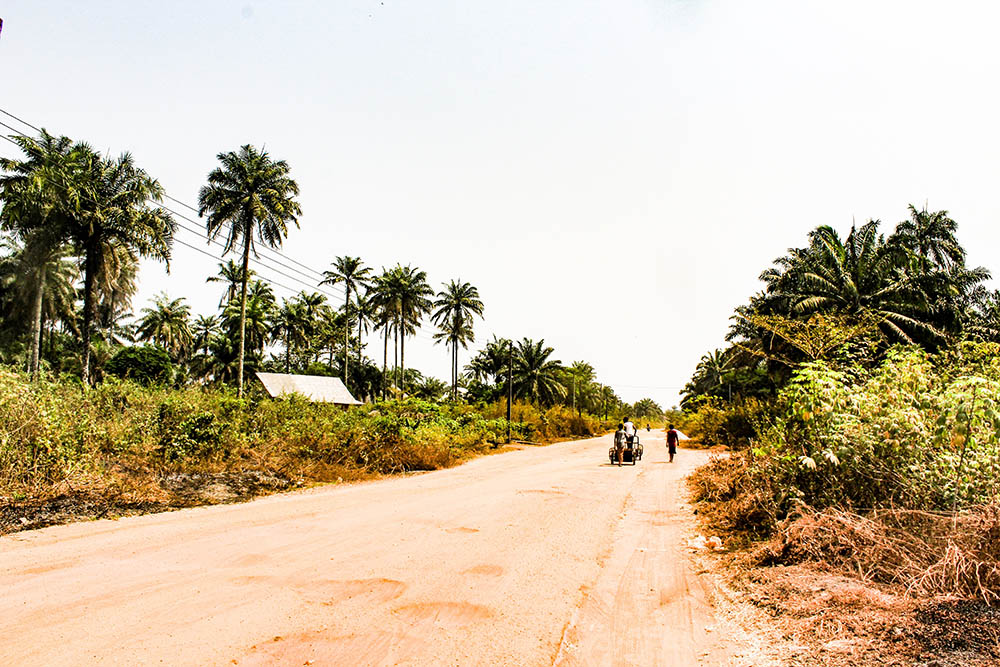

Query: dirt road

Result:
[0,431,738,666]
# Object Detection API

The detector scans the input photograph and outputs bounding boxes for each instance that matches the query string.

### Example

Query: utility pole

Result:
[506,339,513,443]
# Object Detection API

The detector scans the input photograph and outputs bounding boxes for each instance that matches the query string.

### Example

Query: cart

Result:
[609,435,643,465]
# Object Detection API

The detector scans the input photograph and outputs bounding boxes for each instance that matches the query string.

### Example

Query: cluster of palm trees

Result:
[0,130,173,383]
[0,129,492,402]
[0,128,662,416]
[130,257,486,401]
[683,206,1000,406]
[461,337,634,416]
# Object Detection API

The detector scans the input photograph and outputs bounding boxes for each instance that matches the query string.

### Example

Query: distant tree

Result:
[220,279,275,370]
[320,256,371,385]
[105,345,173,385]
[511,338,565,406]
[136,293,192,359]
[432,280,484,400]
[198,145,301,396]
[631,398,663,419]
[271,298,308,373]
[207,259,254,307]
[191,315,219,356]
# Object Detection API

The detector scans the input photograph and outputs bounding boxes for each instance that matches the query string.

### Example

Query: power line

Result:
[163,193,326,281]
[0,108,41,133]
[0,107,512,350]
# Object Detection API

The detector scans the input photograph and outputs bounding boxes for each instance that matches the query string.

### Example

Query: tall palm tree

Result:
[136,293,193,358]
[69,148,175,386]
[0,130,79,376]
[353,291,377,381]
[512,338,566,406]
[431,280,484,400]
[564,360,595,415]
[198,144,301,397]
[368,270,397,399]
[320,256,371,386]
[382,265,433,395]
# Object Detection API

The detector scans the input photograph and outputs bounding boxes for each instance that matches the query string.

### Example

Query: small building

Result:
[255,372,363,406]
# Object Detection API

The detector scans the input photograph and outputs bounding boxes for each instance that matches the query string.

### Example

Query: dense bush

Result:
[105,346,173,385]
[689,342,1000,537]
[0,370,610,504]
[682,396,768,448]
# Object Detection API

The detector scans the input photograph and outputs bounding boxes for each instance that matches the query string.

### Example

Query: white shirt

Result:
[623,421,636,436]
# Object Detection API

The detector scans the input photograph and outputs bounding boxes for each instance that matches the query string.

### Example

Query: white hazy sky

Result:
[2,1,999,407]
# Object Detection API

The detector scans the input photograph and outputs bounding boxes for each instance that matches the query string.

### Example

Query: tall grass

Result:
[0,370,607,504]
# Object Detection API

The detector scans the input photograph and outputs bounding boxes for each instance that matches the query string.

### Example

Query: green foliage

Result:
[0,373,575,501]
[689,342,1000,538]
[105,345,173,385]
[683,396,768,449]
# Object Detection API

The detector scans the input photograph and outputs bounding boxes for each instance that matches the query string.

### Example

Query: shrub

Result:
[105,346,173,385]
[690,343,1000,539]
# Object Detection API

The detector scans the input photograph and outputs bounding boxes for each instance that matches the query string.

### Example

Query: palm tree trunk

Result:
[81,237,101,387]
[357,314,363,378]
[28,263,46,378]
[344,287,350,386]
[452,340,457,401]
[393,322,399,395]
[382,326,389,400]
[285,329,291,373]
[400,325,405,398]
[237,232,251,398]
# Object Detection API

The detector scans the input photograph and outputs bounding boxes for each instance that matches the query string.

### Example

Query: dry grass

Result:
[739,563,1000,666]
[754,505,1000,604]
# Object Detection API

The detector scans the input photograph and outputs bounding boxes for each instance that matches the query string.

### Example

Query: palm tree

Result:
[207,260,254,307]
[353,291,377,382]
[564,361,595,415]
[136,293,193,358]
[224,280,275,364]
[192,315,219,356]
[761,222,935,344]
[95,241,139,345]
[890,205,965,274]
[0,130,79,376]
[295,291,326,361]
[432,280,484,400]
[368,270,397,399]
[271,298,309,372]
[198,145,301,397]
[385,265,434,395]
[512,338,565,406]
[68,148,175,386]
[320,256,372,386]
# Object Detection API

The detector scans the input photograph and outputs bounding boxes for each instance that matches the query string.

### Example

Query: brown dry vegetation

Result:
[689,461,1000,665]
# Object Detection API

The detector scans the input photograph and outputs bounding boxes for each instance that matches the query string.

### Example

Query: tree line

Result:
[0,129,662,418]
[683,206,1000,406]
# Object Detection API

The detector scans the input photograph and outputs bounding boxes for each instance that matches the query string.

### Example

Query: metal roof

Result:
[255,372,363,405]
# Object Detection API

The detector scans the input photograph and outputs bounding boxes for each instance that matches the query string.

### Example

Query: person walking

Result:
[613,423,626,466]
[666,424,679,463]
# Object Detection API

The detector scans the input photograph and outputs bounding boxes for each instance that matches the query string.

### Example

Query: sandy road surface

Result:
[1,431,737,666]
